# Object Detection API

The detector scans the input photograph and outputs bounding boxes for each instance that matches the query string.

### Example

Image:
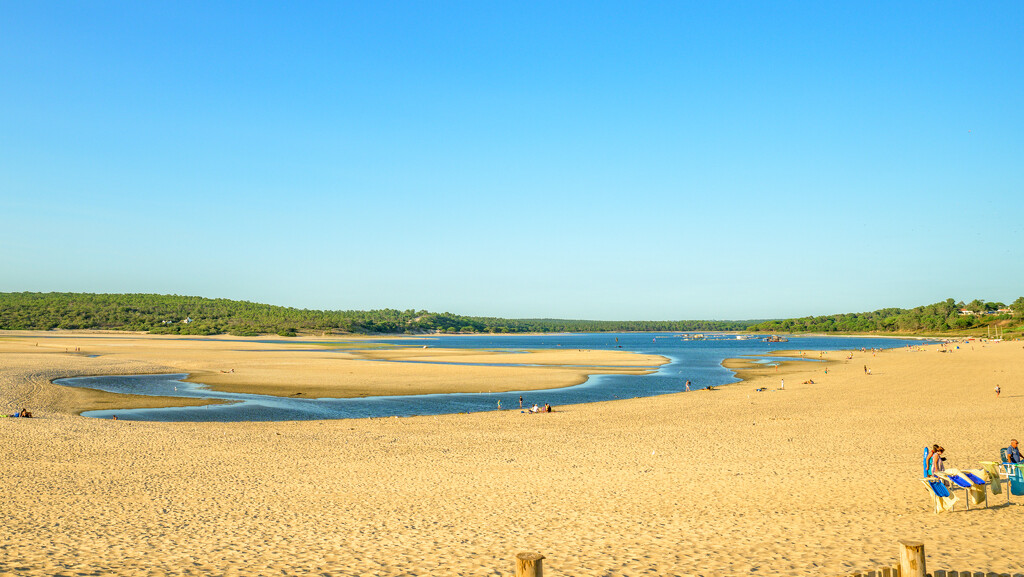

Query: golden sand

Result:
[1,333,1023,576]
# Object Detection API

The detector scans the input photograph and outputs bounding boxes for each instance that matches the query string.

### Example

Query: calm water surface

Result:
[56,333,928,422]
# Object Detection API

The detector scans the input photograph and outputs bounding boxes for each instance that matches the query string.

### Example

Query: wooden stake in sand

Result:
[898,539,926,577]
[515,552,545,577]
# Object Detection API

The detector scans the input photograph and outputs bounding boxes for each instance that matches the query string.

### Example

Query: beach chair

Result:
[953,468,989,508]
[998,449,1024,496]
[1012,464,1024,497]
[921,478,958,513]
[934,470,987,509]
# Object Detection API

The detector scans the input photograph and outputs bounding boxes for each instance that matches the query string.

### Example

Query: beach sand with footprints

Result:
[2,333,1023,576]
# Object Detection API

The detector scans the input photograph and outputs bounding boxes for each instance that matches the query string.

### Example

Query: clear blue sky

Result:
[2,2,1022,320]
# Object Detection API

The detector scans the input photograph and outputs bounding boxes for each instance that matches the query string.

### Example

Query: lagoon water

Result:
[57,333,927,422]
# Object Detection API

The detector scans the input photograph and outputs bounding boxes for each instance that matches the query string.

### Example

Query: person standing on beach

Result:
[780,378,784,390]
[930,446,946,473]
[685,380,691,392]
[519,396,523,408]
[995,385,1001,397]
[863,365,868,374]
[925,444,939,475]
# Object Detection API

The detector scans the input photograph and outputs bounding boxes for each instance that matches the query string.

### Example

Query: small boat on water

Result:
[765,335,788,343]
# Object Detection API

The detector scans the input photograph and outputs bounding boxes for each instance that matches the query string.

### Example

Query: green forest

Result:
[748,297,1024,336]
[0,293,1020,337]
[0,292,753,336]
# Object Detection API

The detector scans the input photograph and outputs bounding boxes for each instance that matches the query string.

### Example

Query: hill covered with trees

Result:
[748,297,1024,336]
[0,292,753,336]
[1,293,1020,337]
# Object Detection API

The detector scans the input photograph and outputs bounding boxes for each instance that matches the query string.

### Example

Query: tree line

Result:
[1,293,1019,336]
[0,292,753,336]
[748,297,1024,334]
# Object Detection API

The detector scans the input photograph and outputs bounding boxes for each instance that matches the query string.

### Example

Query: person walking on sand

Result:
[863,365,868,374]
[995,385,1001,397]
[685,380,691,392]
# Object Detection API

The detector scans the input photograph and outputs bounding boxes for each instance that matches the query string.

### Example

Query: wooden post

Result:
[899,540,927,577]
[516,552,545,577]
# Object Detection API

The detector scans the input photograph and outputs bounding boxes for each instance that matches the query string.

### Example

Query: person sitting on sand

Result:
[544,403,552,413]
[530,404,540,413]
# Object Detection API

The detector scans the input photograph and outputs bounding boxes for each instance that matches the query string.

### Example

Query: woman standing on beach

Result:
[925,444,939,475]
[929,446,946,474]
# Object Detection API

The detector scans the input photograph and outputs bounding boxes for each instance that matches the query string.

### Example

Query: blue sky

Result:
[2,2,1022,319]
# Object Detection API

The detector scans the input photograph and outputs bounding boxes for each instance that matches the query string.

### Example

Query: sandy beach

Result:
[2,333,1023,576]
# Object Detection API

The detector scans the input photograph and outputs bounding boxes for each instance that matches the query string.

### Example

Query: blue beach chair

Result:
[921,478,958,513]
[936,470,972,489]
[960,470,986,486]
[938,469,988,508]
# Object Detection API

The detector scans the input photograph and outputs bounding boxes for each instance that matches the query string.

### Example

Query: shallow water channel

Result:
[56,333,927,421]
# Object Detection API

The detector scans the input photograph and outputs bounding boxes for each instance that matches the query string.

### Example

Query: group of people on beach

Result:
[505,396,553,413]
[926,439,1022,477]
[926,444,947,474]
[5,408,33,418]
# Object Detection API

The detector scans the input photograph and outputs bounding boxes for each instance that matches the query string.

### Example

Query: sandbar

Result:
[0,331,667,411]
